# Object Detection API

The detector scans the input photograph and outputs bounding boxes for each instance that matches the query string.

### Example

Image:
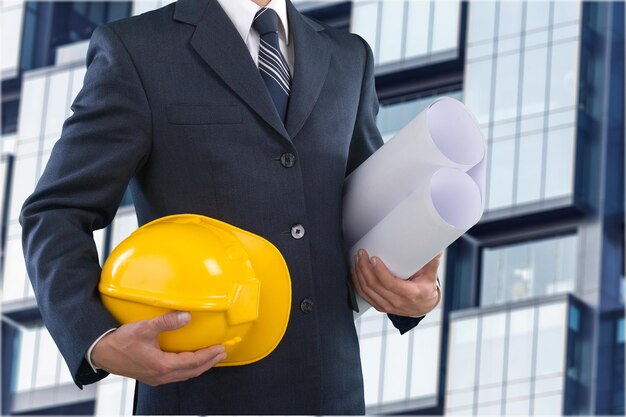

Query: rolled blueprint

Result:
[343,97,486,318]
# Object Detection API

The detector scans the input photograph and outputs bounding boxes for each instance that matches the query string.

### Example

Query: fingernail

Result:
[355,254,359,264]
[177,311,191,324]
[359,249,365,257]
[370,257,377,266]
[217,345,226,354]
[219,353,228,361]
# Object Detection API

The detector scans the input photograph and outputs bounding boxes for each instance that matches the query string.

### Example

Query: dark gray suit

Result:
[20,0,422,414]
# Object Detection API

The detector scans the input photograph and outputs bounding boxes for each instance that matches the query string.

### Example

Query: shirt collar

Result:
[215,0,290,45]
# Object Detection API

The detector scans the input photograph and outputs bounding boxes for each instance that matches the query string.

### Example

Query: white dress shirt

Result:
[216,0,294,76]
[86,0,294,373]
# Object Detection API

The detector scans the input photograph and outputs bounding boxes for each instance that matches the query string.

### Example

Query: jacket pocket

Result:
[166,104,243,125]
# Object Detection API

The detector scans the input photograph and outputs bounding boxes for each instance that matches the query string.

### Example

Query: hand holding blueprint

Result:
[343,97,486,318]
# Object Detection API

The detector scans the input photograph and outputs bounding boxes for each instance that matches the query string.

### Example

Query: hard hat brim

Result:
[213,219,292,366]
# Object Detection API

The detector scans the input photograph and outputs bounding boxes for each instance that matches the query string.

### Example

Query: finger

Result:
[352,266,387,312]
[411,254,442,282]
[163,344,226,371]
[353,267,387,312]
[425,253,442,274]
[367,256,407,293]
[145,311,191,337]
[352,262,385,312]
[358,253,407,302]
[165,351,228,383]
[355,252,395,311]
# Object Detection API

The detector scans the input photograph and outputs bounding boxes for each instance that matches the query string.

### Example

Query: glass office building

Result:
[1,1,623,415]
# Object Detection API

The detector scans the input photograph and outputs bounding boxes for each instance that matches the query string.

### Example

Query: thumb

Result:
[147,311,191,335]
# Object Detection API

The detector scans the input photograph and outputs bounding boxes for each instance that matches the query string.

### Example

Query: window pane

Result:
[535,303,567,377]
[409,325,440,398]
[465,58,493,124]
[520,45,548,116]
[552,1,581,25]
[497,1,523,38]
[493,52,520,122]
[96,377,126,416]
[477,403,501,415]
[9,154,37,223]
[16,327,37,392]
[556,235,577,289]
[18,76,47,140]
[516,132,543,204]
[3,236,28,301]
[378,0,404,64]
[534,374,563,395]
[110,210,138,248]
[377,91,462,138]
[34,329,58,388]
[468,1,496,43]
[108,1,129,22]
[431,0,460,52]
[478,313,506,386]
[404,0,430,58]
[548,40,578,111]
[487,137,515,209]
[507,307,535,381]
[525,1,551,32]
[477,385,502,406]
[378,100,419,136]
[382,331,409,403]
[447,317,479,391]
[132,0,161,16]
[481,247,504,305]
[351,1,379,62]
[44,71,71,136]
[544,126,575,199]
[532,236,560,296]
[481,235,578,307]
[505,397,530,415]
[506,379,531,400]
[533,393,563,415]
[360,336,383,406]
[447,391,475,409]
[525,29,550,50]
[1,7,23,76]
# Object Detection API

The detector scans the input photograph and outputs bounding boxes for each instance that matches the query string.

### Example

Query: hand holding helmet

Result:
[92,214,292,384]
[91,311,227,386]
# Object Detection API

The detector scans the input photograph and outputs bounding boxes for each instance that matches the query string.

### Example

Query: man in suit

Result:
[20,0,441,414]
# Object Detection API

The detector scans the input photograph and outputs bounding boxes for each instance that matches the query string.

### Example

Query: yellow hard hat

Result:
[99,214,291,366]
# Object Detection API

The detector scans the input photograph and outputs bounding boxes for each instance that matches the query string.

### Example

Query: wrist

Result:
[88,328,117,371]
[410,276,441,318]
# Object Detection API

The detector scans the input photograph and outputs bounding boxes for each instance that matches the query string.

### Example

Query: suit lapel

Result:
[173,0,331,142]
[284,0,332,140]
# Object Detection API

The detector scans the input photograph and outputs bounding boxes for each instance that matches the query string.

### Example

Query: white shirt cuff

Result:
[86,328,117,373]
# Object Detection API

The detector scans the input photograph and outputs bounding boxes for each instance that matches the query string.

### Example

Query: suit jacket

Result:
[20,0,423,414]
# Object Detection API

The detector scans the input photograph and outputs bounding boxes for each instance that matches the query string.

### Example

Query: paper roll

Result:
[342,97,486,318]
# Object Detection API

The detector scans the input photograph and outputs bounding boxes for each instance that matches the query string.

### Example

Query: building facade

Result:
[1,1,623,415]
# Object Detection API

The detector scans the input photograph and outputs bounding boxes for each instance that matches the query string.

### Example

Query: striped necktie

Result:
[252,7,291,124]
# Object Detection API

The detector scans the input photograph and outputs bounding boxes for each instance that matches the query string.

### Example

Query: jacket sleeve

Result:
[19,23,152,388]
[345,34,425,334]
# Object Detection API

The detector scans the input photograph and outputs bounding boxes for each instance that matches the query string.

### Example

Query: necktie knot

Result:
[253,8,279,36]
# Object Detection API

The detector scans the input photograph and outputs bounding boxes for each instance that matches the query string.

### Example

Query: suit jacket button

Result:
[300,298,314,313]
[291,224,305,239]
[280,152,296,168]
